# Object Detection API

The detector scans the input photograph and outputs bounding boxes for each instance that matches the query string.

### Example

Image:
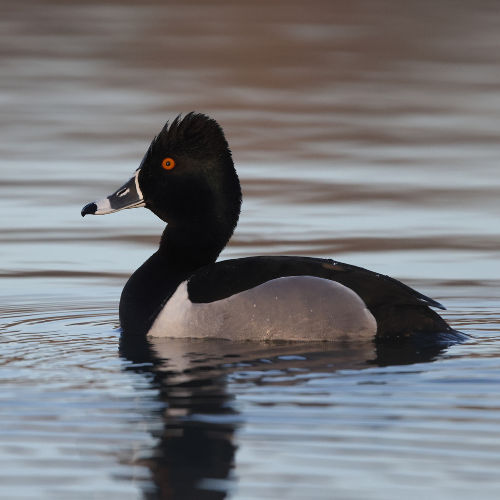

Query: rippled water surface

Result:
[2,0,500,499]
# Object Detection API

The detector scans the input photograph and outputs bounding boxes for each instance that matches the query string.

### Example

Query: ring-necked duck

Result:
[82,113,462,342]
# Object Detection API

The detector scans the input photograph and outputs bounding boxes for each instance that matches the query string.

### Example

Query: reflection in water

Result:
[120,335,448,499]
[120,337,239,500]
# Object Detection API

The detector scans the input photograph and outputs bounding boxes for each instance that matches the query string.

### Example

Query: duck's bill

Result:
[81,169,145,217]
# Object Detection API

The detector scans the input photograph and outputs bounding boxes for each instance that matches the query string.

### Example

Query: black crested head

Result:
[152,112,231,161]
[137,113,242,268]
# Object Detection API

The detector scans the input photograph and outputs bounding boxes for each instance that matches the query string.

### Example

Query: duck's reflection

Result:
[119,335,450,500]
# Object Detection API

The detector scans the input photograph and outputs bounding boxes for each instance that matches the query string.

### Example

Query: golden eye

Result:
[161,157,176,170]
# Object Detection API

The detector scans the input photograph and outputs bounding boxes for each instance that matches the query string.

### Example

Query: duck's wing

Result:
[187,255,459,340]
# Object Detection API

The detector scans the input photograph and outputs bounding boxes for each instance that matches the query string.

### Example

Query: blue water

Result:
[1,0,500,499]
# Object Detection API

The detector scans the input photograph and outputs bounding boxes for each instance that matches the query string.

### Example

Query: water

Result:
[1,0,500,498]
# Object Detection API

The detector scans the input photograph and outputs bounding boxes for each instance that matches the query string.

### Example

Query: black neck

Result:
[119,219,233,337]
[158,219,231,272]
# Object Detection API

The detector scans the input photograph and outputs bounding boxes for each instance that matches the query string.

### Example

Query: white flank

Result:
[147,276,377,341]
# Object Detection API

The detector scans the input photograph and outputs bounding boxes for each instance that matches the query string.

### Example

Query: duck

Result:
[82,112,462,342]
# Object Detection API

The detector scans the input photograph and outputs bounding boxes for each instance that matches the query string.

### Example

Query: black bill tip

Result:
[81,202,97,217]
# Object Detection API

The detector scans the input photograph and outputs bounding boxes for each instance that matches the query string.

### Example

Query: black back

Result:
[187,255,460,341]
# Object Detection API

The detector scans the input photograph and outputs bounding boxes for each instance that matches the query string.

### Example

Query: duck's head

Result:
[82,113,242,266]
